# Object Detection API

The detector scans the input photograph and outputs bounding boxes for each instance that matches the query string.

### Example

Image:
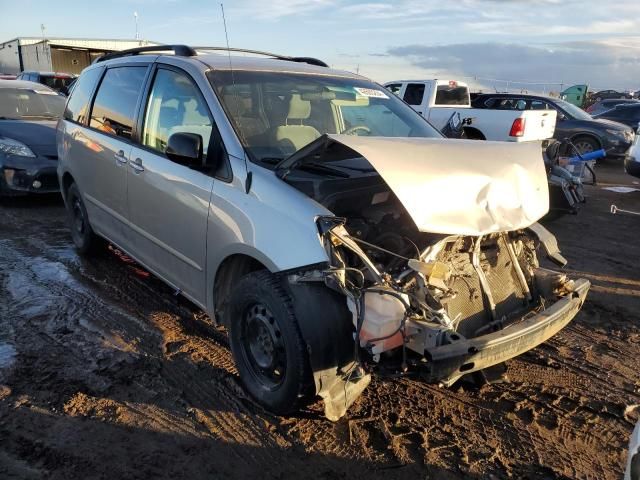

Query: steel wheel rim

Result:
[240,302,286,390]
[574,141,595,155]
[71,197,86,236]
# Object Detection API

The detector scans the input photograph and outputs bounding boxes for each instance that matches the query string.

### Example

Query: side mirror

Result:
[166,132,203,167]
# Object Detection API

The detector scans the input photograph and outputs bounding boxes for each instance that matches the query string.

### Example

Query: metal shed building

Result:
[0,37,159,75]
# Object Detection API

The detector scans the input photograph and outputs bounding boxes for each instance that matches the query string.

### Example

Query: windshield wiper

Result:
[20,115,58,119]
[259,156,285,165]
[296,161,350,178]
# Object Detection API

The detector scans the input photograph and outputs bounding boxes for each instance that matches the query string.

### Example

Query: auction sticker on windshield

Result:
[354,87,389,99]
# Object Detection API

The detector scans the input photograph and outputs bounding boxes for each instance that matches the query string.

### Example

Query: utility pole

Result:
[134,12,139,41]
[40,24,50,68]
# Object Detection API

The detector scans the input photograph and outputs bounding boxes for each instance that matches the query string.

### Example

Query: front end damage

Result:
[279,135,590,420]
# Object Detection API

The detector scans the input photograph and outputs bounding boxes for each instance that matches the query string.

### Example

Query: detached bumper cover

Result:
[424,278,590,385]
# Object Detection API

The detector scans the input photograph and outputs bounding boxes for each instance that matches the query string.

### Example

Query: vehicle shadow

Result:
[0,192,64,208]
[0,392,477,480]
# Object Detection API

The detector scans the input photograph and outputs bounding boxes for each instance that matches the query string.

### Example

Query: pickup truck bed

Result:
[384,80,557,142]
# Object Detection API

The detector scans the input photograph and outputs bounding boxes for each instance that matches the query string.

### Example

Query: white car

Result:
[624,124,640,178]
[385,79,557,142]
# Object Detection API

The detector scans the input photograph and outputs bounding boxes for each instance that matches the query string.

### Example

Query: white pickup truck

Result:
[384,80,557,142]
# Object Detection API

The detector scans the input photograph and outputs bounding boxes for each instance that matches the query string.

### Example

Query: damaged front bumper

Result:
[1,157,60,195]
[424,278,590,386]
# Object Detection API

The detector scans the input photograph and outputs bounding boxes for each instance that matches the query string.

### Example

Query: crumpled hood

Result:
[325,135,549,236]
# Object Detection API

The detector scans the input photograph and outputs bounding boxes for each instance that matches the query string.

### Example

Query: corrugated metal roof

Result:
[1,37,162,48]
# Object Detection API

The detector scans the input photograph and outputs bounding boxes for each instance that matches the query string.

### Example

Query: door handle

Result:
[129,157,145,173]
[114,150,128,165]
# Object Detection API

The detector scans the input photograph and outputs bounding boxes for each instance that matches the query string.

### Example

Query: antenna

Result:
[220,3,252,193]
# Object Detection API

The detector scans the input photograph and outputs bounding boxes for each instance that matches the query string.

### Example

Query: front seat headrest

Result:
[287,94,311,121]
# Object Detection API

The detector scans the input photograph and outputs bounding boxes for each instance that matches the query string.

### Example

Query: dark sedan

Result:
[586,98,640,116]
[472,93,635,159]
[594,104,640,130]
[591,89,631,102]
[0,79,65,195]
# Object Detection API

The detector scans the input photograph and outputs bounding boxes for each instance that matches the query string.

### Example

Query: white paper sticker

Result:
[354,87,389,99]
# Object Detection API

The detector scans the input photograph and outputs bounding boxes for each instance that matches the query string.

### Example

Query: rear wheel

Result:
[66,183,102,256]
[227,270,312,414]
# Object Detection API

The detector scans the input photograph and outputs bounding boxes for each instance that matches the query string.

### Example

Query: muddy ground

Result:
[1,163,639,480]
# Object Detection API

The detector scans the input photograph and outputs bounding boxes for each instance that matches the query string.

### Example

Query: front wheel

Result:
[572,136,599,156]
[227,270,312,414]
[66,183,102,256]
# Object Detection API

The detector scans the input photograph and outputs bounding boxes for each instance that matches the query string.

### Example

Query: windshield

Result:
[207,70,441,165]
[0,88,65,119]
[41,76,74,91]
[557,99,592,120]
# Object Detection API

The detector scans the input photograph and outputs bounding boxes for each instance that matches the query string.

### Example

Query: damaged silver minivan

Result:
[57,45,589,420]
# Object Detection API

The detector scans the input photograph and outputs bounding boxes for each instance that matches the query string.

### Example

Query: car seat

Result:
[275,94,320,153]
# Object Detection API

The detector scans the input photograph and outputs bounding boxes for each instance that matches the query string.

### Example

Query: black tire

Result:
[66,183,102,256]
[572,135,599,156]
[227,270,312,415]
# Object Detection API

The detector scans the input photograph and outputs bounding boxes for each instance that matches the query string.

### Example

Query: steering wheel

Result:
[341,125,371,136]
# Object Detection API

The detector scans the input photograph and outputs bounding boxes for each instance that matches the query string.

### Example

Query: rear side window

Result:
[435,84,469,106]
[90,66,147,140]
[403,83,425,106]
[64,67,103,123]
[41,76,74,90]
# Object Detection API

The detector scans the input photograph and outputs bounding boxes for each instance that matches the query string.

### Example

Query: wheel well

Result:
[570,133,602,149]
[463,127,486,140]
[214,254,267,325]
[61,172,75,200]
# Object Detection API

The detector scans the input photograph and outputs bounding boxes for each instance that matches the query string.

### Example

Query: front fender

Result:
[205,166,332,314]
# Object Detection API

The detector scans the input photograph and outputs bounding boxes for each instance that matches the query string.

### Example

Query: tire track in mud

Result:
[0,211,351,477]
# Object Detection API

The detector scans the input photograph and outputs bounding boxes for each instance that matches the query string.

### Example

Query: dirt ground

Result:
[1,162,639,480]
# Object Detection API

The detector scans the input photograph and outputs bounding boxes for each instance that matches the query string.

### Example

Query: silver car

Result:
[57,45,589,420]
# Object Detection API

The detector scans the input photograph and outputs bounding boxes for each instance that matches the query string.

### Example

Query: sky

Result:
[1,0,640,92]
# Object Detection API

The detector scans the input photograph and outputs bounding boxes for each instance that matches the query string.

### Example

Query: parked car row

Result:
[383,82,636,161]
[470,92,635,158]
[383,79,557,142]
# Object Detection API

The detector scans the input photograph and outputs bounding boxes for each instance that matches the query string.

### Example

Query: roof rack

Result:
[94,44,196,63]
[93,44,329,68]
[193,47,329,67]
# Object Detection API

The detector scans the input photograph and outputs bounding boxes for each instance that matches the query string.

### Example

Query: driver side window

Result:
[142,68,213,162]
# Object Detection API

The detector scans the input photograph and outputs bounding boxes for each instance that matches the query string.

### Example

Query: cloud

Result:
[387,40,640,90]
[230,0,336,19]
